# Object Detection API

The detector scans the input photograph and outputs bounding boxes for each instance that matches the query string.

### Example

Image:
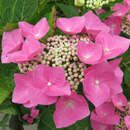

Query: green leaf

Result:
[0,0,38,31]
[98,11,115,20]
[124,69,130,87]
[42,6,56,40]
[0,114,9,128]
[57,3,79,17]
[0,63,19,104]
[38,105,92,130]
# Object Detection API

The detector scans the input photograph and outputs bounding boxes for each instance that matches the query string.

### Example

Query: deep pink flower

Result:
[27,118,34,124]
[19,18,49,40]
[56,16,85,35]
[23,114,29,120]
[53,92,90,128]
[95,31,130,61]
[112,0,130,18]
[91,102,120,125]
[91,120,113,130]
[56,11,109,37]
[125,116,130,129]
[30,107,39,118]
[77,41,102,64]
[104,16,122,35]
[1,29,23,63]
[95,9,105,14]
[1,29,44,63]
[112,93,128,111]
[12,65,71,107]
[83,61,122,107]
[7,36,45,63]
[84,11,110,37]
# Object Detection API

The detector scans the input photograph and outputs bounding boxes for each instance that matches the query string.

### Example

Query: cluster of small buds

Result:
[114,104,130,129]
[86,0,109,9]
[121,18,130,36]
[19,35,90,90]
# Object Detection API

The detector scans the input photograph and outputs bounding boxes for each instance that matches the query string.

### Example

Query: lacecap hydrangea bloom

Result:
[1,9,130,129]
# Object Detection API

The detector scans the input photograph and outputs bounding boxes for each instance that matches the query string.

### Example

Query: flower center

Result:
[105,48,110,53]
[84,55,90,59]
[66,101,73,107]
[35,33,41,38]
[47,82,52,86]
[95,80,100,85]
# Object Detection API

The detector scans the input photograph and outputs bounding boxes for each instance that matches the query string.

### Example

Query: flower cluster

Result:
[1,2,130,129]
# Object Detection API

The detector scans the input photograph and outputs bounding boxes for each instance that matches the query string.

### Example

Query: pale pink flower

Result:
[56,11,109,37]
[91,102,120,125]
[104,16,122,35]
[95,31,130,61]
[53,92,90,128]
[30,107,39,118]
[91,120,113,130]
[83,61,122,107]
[124,116,130,129]
[19,18,49,40]
[112,93,128,111]
[77,41,102,64]
[12,65,71,107]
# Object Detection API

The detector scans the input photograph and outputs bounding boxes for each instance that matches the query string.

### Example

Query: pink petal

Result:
[124,116,130,129]
[112,93,128,111]
[91,102,120,125]
[95,31,130,60]
[33,65,71,96]
[53,92,90,128]
[33,18,50,40]
[84,11,110,37]
[103,16,122,35]
[56,16,85,35]
[30,108,39,118]
[23,114,29,120]
[7,36,44,63]
[1,29,24,63]
[91,120,113,130]
[77,41,102,64]
[27,118,34,124]
[95,9,105,14]
[18,22,33,38]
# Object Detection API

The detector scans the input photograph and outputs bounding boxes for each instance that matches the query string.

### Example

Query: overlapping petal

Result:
[53,92,90,128]
[19,18,49,40]
[77,41,102,64]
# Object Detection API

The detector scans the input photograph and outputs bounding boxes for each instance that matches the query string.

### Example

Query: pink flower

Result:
[125,116,130,129]
[19,18,49,40]
[1,29,45,63]
[12,65,71,107]
[95,9,105,14]
[91,102,120,125]
[56,11,109,37]
[83,61,122,107]
[127,14,130,21]
[30,107,39,118]
[112,0,130,18]
[77,41,102,64]
[112,93,128,111]
[53,92,90,128]
[27,118,34,124]
[56,16,85,35]
[95,31,130,61]
[104,16,122,35]
[91,120,113,130]
[83,11,110,38]
[23,114,29,120]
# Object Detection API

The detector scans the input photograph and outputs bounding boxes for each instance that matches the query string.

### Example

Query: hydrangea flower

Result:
[125,116,130,129]
[12,65,71,108]
[53,92,90,128]
[77,41,102,64]
[83,61,122,107]
[91,102,120,125]
[56,11,109,37]
[103,16,122,35]
[19,18,49,40]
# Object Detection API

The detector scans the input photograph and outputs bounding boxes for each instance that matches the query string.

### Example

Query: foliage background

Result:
[0,0,129,130]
